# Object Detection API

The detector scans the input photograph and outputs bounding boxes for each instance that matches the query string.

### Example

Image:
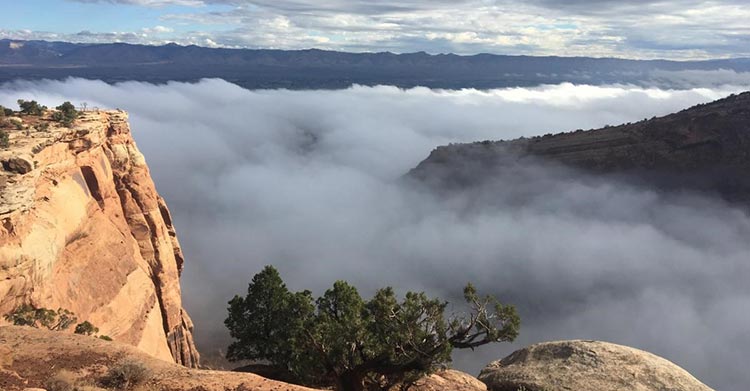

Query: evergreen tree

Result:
[226,266,520,391]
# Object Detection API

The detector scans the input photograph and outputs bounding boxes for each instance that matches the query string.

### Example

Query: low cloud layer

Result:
[1,79,749,390]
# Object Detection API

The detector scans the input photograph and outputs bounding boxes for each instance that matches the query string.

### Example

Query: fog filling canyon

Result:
[2,79,750,390]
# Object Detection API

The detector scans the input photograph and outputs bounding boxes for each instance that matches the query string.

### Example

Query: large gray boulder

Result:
[479,340,714,391]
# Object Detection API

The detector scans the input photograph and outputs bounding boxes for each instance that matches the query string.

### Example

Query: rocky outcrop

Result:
[0,110,199,367]
[410,369,487,391]
[409,91,750,202]
[478,340,713,391]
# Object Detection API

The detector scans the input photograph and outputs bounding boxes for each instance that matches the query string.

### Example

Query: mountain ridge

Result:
[2,39,750,89]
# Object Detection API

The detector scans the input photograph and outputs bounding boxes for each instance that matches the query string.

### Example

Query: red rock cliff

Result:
[0,110,199,367]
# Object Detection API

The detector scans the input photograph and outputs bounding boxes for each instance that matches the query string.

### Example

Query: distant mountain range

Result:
[1,39,750,89]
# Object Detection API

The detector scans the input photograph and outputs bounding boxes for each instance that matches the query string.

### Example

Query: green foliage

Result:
[74,320,99,336]
[4,304,78,331]
[53,101,79,127]
[0,129,8,149]
[100,359,151,390]
[11,119,23,130]
[17,99,45,116]
[226,266,520,391]
[99,335,113,341]
[2,107,12,116]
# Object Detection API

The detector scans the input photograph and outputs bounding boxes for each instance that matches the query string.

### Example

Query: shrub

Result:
[0,105,12,117]
[17,99,45,116]
[99,335,113,341]
[0,130,8,149]
[11,119,23,130]
[3,304,78,331]
[45,370,78,391]
[100,359,151,390]
[74,321,99,336]
[46,370,105,391]
[53,101,79,127]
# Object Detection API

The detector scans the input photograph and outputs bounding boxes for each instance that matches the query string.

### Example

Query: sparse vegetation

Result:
[46,370,105,391]
[45,370,79,391]
[17,99,46,116]
[226,265,520,391]
[75,321,100,336]
[11,118,23,130]
[4,304,78,331]
[0,129,8,149]
[100,359,151,390]
[99,335,113,341]
[0,105,12,117]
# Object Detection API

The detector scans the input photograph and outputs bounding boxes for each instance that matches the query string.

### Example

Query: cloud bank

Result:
[1,79,749,390]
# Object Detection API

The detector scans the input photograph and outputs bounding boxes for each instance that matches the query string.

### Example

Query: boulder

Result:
[1,155,33,174]
[411,369,486,391]
[479,340,714,391]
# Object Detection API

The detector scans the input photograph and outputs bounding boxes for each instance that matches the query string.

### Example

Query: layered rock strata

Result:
[0,110,199,367]
[410,91,750,202]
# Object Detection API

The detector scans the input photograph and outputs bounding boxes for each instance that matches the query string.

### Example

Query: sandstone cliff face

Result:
[410,91,750,201]
[0,110,199,367]
[478,340,714,391]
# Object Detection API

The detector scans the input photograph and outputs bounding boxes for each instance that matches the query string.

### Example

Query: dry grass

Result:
[45,370,106,391]
[99,359,152,390]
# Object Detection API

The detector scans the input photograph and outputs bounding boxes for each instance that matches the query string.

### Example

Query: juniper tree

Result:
[226,266,520,391]
[53,101,79,127]
[17,99,45,116]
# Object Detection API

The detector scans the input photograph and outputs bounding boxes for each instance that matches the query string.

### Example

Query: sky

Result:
[1,0,750,59]
[2,78,749,390]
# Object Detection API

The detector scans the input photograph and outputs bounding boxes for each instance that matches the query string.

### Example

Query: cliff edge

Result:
[0,110,199,367]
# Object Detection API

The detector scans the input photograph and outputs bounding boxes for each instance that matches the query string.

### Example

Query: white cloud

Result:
[2,79,749,389]
[55,0,750,58]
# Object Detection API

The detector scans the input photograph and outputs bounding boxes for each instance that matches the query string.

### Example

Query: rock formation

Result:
[478,340,714,391]
[410,91,750,202]
[410,369,487,391]
[0,110,199,367]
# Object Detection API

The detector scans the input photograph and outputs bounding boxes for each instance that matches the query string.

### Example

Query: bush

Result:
[74,321,99,336]
[0,105,12,117]
[11,119,23,130]
[17,99,45,116]
[53,101,78,127]
[46,370,104,391]
[0,130,8,149]
[100,359,151,390]
[3,304,78,331]
[99,335,113,341]
[45,370,78,391]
